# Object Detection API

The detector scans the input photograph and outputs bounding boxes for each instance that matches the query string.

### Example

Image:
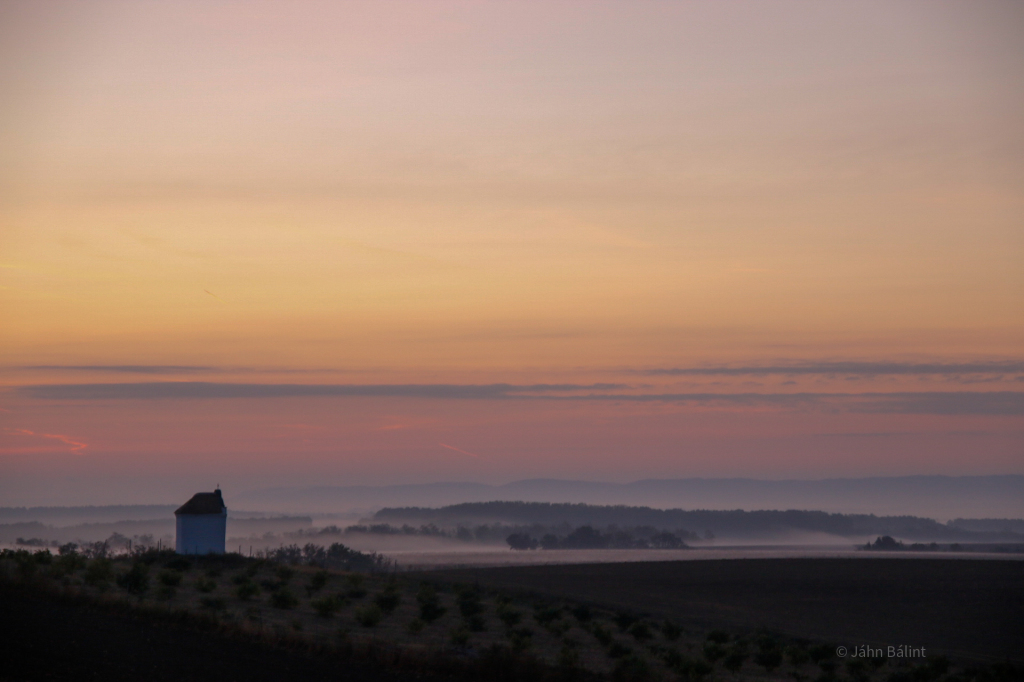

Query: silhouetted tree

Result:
[866,536,903,551]
[540,534,561,549]
[506,533,537,550]
[562,526,608,549]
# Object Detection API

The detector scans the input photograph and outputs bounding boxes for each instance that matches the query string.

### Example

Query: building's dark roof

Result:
[174,490,226,515]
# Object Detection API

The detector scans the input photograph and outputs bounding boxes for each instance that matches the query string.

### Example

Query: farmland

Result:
[2,548,1021,681]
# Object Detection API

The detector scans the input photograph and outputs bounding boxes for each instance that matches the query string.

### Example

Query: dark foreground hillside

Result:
[0,584,418,682]
[4,552,1021,682]
[421,558,1024,662]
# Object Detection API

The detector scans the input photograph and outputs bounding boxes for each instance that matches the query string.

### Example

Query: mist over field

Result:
[234,475,1024,519]
[5,476,1022,569]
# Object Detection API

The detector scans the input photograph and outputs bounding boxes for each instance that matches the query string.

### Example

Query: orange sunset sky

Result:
[1,1,1022,504]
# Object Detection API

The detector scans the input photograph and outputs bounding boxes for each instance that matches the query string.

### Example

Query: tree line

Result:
[375,501,1022,541]
[506,525,690,551]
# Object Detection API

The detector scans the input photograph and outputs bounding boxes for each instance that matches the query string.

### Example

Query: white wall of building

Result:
[175,512,227,554]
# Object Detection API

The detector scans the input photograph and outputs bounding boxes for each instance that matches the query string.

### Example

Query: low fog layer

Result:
[5,497,1022,564]
[236,475,1024,519]
[0,515,314,550]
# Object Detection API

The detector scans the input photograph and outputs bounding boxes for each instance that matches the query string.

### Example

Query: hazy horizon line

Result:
[13,359,1024,378]
[13,382,1024,415]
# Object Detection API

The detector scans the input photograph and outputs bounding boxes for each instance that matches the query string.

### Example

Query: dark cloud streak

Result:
[17,365,358,375]
[564,391,1024,415]
[15,382,626,401]
[12,382,1023,415]
[643,361,1024,377]
[23,365,219,374]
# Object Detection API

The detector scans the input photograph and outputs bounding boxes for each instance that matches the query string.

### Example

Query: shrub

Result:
[787,644,810,666]
[275,565,294,582]
[200,596,226,611]
[755,647,783,672]
[926,656,950,678]
[590,622,614,647]
[614,612,637,630]
[165,556,191,571]
[236,582,260,601]
[467,614,486,632]
[706,629,729,644]
[496,603,521,628]
[117,563,149,596]
[81,541,109,559]
[417,584,447,622]
[373,582,401,614]
[84,558,113,586]
[687,658,713,681]
[407,618,425,634]
[457,585,484,618]
[312,595,342,618]
[345,573,367,599]
[846,659,870,682]
[661,620,682,641]
[704,642,726,662]
[155,585,176,601]
[571,604,592,623]
[53,549,85,576]
[450,625,470,646]
[608,642,632,659]
[558,641,582,670]
[271,587,299,609]
[809,643,834,664]
[534,604,562,626]
[158,570,182,587]
[195,577,217,593]
[723,645,747,672]
[306,570,329,596]
[508,627,533,653]
[612,654,652,682]
[355,604,382,627]
[667,655,712,680]
[545,618,570,636]
[628,621,653,642]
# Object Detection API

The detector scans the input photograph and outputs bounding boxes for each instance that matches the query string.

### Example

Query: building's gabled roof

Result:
[175,489,226,515]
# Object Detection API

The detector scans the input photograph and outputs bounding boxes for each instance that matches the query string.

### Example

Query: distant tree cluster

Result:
[376,501,1018,542]
[863,536,904,550]
[292,521,698,550]
[260,542,393,572]
[317,523,451,537]
[14,537,57,547]
[506,525,689,551]
[862,536,968,553]
[12,532,170,555]
[3,537,392,574]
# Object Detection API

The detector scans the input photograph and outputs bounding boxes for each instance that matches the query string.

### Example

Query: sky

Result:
[1,1,1022,505]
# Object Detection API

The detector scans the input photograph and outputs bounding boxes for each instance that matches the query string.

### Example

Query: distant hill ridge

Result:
[0,505,177,523]
[374,501,1024,542]
[0,505,298,525]
[238,475,1024,519]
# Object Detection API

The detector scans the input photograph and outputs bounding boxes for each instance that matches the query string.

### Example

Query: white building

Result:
[174,488,227,554]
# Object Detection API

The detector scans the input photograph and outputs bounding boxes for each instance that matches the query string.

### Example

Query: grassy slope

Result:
[420,558,1024,662]
[4,551,1021,681]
